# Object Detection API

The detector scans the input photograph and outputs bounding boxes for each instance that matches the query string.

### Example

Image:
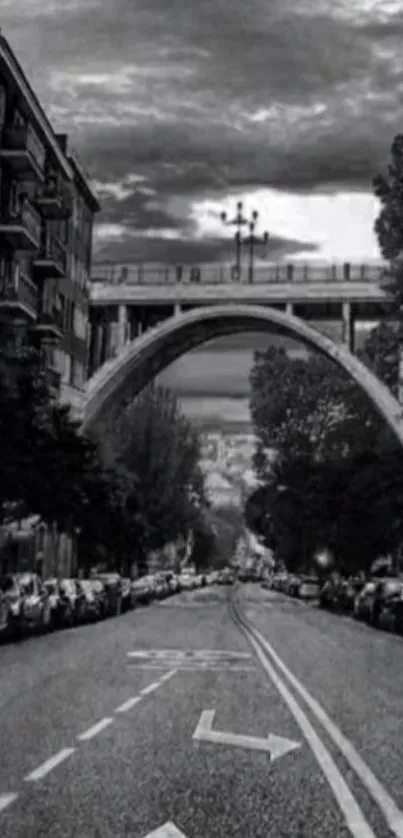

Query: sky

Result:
[1,0,401,428]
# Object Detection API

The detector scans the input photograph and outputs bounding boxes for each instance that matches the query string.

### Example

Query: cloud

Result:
[2,0,403,259]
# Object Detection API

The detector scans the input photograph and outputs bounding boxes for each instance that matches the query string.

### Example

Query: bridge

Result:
[76,260,403,449]
[88,261,390,375]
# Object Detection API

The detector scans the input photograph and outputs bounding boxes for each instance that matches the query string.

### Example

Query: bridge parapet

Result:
[91,261,386,286]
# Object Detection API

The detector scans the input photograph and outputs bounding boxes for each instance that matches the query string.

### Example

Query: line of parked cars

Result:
[319,574,403,635]
[263,571,321,600]
[0,568,214,642]
[263,568,403,637]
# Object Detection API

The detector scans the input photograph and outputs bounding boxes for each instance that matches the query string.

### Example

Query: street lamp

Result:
[243,210,269,284]
[220,201,249,281]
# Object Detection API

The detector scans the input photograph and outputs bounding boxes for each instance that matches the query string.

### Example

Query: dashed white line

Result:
[77,717,114,742]
[141,681,161,696]
[24,748,76,782]
[159,668,178,682]
[0,793,18,813]
[1,670,179,816]
[114,695,143,714]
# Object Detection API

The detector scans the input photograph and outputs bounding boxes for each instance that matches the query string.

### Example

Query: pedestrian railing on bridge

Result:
[91,262,386,286]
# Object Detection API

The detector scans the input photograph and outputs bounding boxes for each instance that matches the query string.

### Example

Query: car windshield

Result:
[44,580,57,594]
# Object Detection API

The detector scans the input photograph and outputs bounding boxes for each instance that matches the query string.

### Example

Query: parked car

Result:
[121,577,136,612]
[377,582,403,632]
[217,568,234,585]
[0,574,25,638]
[298,576,320,600]
[179,573,195,590]
[43,578,62,628]
[16,573,52,635]
[353,581,377,621]
[77,579,104,621]
[287,575,302,597]
[369,577,403,628]
[94,573,123,616]
[57,578,87,626]
[337,579,365,613]
[131,576,154,605]
[319,577,341,610]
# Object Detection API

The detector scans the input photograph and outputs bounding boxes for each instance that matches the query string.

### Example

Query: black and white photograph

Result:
[1,2,403,837]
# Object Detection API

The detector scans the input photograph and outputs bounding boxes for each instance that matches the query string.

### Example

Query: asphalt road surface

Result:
[0,583,403,838]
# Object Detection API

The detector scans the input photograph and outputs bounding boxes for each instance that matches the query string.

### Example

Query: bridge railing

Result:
[91,262,386,286]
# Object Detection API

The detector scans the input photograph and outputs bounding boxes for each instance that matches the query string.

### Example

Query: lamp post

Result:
[243,210,269,283]
[220,201,249,281]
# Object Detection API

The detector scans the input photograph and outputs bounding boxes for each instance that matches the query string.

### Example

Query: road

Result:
[0,583,403,838]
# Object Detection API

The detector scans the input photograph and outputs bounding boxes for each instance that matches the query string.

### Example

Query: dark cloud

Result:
[94,233,317,264]
[2,0,403,258]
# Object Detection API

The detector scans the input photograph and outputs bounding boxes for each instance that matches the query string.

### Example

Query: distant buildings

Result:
[0,32,99,410]
[199,430,270,507]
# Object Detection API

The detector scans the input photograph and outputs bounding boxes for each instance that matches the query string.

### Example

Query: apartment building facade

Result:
[0,33,99,409]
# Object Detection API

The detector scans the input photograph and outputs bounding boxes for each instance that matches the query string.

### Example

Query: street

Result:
[0,584,403,838]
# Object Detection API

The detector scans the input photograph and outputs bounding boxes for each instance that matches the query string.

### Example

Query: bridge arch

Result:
[82,304,403,445]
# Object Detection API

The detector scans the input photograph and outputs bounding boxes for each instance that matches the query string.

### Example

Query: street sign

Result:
[193,709,301,762]
[144,822,188,838]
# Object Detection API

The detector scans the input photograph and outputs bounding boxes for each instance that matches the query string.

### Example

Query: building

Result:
[54,137,100,414]
[0,515,77,579]
[204,471,243,508]
[0,32,99,409]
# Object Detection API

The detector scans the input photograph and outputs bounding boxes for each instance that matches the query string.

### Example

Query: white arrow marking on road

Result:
[144,821,188,838]
[193,709,301,762]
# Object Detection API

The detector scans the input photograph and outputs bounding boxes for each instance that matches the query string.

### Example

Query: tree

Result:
[373,133,403,405]
[0,340,126,570]
[249,346,379,480]
[248,328,403,575]
[100,383,206,567]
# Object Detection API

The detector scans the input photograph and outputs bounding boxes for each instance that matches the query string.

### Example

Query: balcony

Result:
[0,201,41,250]
[0,123,46,181]
[34,304,64,341]
[0,267,38,320]
[34,174,73,220]
[33,235,66,278]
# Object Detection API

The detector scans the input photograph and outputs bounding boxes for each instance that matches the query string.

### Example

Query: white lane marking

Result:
[159,668,178,682]
[0,793,18,813]
[145,821,188,838]
[114,696,143,714]
[244,630,375,838]
[77,717,114,742]
[127,664,254,672]
[127,649,251,659]
[245,616,403,838]
[193,709,301,760]
[141,681,161,695]
[24,748,76,782]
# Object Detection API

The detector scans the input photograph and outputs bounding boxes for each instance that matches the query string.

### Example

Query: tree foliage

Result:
[100,383,206,564]
[373,133,403,308]
[0,340,128,568]
[248,325,403,574]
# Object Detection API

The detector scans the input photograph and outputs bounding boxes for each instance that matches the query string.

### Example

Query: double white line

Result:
[231,595,403,838]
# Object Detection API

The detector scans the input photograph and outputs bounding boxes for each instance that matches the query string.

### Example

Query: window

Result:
[62,353,71,384]
[72,360,85,388]
[73,306,87,340]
